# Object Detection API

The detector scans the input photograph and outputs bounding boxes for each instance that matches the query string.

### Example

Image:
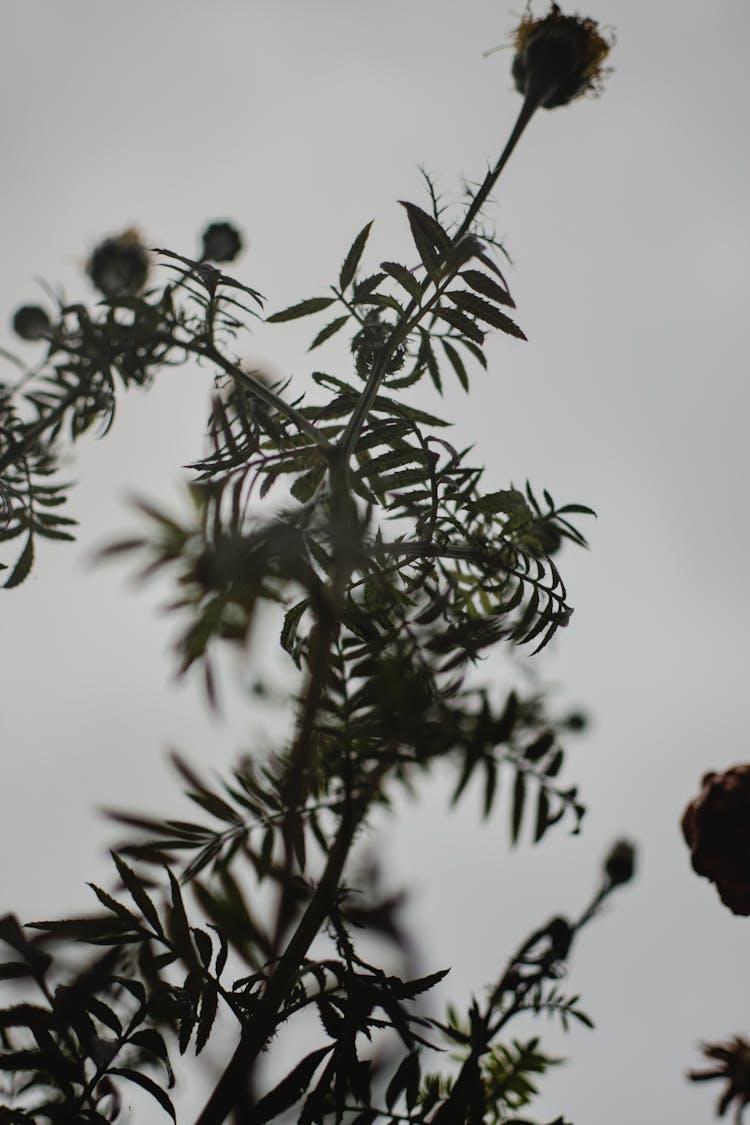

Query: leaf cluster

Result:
[0,105,628,1125]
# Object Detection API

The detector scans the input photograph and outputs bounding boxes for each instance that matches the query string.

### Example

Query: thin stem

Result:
[453,89,542,246]
[194,759,390,1125]
[197,342,332,453]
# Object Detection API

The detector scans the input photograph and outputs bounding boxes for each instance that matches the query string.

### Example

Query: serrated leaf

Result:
[545,749,564,777]
[400,201,450,279]
[195,982,218,1055]
[391,967,449,999]
[87,884,140,928]
[281,598,310,660]
[534,789,551,843]
[108,1067,176,1121]
[266,297,335,323]
[472,489,531,517]
[316,998,344,1039]
[254,1046,332,1124]
[386,1052,421,1111]
[448,290,526,339]
[441,339,469,391]
[111,853,163,937]
[353,272,386,301]
[166,869,196,967]
[129,1028,175,1087]
[511,771,526,845]
[483,757,497,818]
[460,268,515,308]
[434,306,485,344]
[339,222,373,289]
[4,534,34,588]
[308,314,350,351]
[380,260,424,302]
[84,995,122,1035]
[524,731,555,762]
[192,927,213,969]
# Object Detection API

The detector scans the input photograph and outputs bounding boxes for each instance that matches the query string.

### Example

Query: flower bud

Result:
[604,839,636,887]
[512,4,611,108]
[87,229,149,297]
[201,221,243,263]
[682,765,750,915]
[12,304,51,341]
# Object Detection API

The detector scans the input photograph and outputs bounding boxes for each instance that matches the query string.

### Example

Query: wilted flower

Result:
[12,304,51,341]
[201,221,243,263]
[689,1036,750,1122]
[512,3,611,108]
[682,765,750,915]
[87,229,149,297]
[604,839,636,887]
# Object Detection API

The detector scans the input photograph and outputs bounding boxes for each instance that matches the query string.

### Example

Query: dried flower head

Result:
[689,1036,750,1122]
[12,304,51,341]
[201,221,243,264]
[682,765,750,915]
[512,3,612,108]
[87,228,149,297]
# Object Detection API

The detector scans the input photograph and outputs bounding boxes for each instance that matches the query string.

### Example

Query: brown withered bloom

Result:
[512,3,611,108]
[682,765,750,915]
[458,6,612,243]
[689,1036,750,1123]
[87,228,149,297]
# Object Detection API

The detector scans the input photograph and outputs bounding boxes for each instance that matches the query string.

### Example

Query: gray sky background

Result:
[2,1,750,1121]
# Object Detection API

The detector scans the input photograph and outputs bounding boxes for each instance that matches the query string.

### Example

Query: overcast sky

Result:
[2,2,750,1122]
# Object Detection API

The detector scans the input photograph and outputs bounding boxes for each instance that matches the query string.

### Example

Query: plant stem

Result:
[453,88,541,246]
[194,760,389,1125]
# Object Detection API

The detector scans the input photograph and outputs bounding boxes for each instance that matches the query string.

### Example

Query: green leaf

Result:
[460,268,515,308]
[534,789,551,843]
[195,982,219,1055]
[434,306,485,344]
[4,534,34,588]
[308,314,350,351]
[108,1067,176,1121]
[254,1046,333,1124]
[111,853,164,937]
[266,297,335,323]
[472,489,531,517]
[447,290,526,339]
[386,1052,421,1111]
[441,339,469,391]
[391,967,450,999]
[129,1028,175,1087]
[380,260,424,302]
[166,869,196,967]
[400,201,450,279]
[353,272,386,301]
[281,598,310,660]
[87,884,140,928]
[339,222,373,289]
[511,771,526,845]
